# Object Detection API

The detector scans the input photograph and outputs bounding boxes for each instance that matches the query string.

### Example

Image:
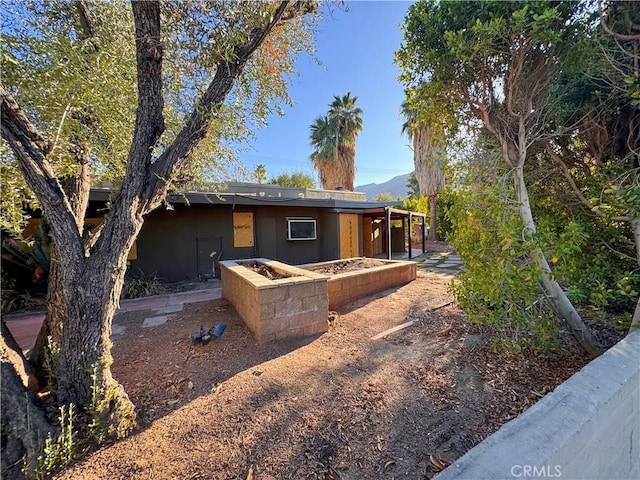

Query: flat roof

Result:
[363,206,427,219]
[89,187,401,211]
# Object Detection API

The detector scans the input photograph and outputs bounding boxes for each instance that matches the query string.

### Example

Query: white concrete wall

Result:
[437,330,640,480]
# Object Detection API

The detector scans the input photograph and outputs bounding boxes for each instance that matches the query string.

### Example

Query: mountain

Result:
[356,173,410,200]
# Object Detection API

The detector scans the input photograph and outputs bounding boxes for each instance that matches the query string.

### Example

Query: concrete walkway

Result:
[412,251,464,276]
[3,287,222,351]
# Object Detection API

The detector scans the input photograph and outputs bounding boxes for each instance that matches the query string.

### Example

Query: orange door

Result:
[339,214,359,259]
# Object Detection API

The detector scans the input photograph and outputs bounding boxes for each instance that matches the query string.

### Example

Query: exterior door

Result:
[362,218,373,258]
[258,216,277,259]
[339,213,359,259]
[196,236,222,280]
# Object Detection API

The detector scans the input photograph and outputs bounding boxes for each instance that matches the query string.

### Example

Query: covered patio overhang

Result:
[362,206,427,260]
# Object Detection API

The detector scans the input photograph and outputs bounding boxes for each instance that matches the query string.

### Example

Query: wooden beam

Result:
[386,207,392,260]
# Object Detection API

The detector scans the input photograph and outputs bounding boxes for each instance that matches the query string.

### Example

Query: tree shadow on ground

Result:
[110,298,322,429]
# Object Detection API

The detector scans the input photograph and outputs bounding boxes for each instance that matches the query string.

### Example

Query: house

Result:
[89,183,427,283]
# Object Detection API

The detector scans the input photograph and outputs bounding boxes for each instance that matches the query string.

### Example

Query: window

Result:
[287,218,317,241]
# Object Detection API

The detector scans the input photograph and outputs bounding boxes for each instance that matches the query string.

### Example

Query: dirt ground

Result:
[309,259,386,275]
[54,267,600,480]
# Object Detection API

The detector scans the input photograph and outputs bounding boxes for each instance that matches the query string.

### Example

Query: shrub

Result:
[448,183,561,354]
[120,274,159,299]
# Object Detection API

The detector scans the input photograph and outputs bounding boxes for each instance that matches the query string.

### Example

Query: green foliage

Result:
[401,195,428,214]
[372,193,397,202]
[0,152,40,235]
[253,164,267,184]
[533,192,638,324]
[448,181,561,354]
[34,404,77,480]
[396,0,589,150]
[1,0,137,178]
[406,172,420,199]
[447,134,638,348]
[44,336,60,394]
[398,0,639,348]
[401,188,457,241]
[88,364,135,442]
[1,0,319,230]
[594,171,640,221]
[268,170,316,189]
[433,188,458,241]
[309,92,363,190]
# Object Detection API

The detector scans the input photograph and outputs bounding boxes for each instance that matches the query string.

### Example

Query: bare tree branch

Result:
[140,1,314,212]
[0,85,84,256]
[545,143,597,213]
[75,0,95,39]
[599,1,640,41]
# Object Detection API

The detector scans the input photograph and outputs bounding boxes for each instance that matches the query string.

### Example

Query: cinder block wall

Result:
[326,262,417,309]
[221,261,262,337]
[436,330,640,480]
[221,259,328,343]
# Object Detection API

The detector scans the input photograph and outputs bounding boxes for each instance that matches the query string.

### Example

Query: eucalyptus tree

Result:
[400,100,446,240]
[396,0,602,355]
[309,92,363,190]
[1,0,318,458]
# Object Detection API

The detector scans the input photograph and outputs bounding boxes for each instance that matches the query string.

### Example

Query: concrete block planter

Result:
[220,258,328,343]
[301,257,416,309]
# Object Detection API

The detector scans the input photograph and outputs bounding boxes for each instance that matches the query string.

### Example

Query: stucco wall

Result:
[436,330,640,480]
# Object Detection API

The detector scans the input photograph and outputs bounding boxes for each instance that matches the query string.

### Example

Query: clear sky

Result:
[240,1,414,188]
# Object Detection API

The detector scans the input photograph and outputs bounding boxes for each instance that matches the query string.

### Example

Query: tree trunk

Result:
[2,320,40,392]
[55,241,137,439]
[30,166,91,390]
[512,164,602,356]
[428,194,438,241]
[1,326,55,479]
[29,243,65,390]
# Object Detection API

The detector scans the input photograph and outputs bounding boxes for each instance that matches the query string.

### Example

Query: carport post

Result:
[386,207,392,260]
[408,212,413,259]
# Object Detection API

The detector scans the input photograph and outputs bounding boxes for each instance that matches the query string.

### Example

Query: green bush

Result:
[434,187,458,241]
[447,161,638,351]
[401,187,457,241]
[448,183,561,354]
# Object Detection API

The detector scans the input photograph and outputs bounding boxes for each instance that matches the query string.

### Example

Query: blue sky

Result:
[240,1,414,188]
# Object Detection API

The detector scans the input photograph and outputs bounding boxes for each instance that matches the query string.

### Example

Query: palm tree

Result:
[310,92,363,190]
[400,100,446,241]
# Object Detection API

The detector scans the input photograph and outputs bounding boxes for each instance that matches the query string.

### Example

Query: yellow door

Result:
[339,214,359,259]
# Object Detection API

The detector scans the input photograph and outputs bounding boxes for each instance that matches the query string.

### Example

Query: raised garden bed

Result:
[220,258,328,343]
[238,261,294,280]
[301,257,416,309]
